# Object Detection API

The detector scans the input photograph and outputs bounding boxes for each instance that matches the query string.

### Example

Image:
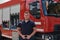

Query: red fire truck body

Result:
[0,0,60,40]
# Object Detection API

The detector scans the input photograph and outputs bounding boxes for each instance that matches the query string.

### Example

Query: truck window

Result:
[2,4,20,29]
[10,13,19,29]
[47,2,60,17]
[2,7,10,29]
[0,9,2,25]
[2,21,9,28]
[10,4,20,29]
[29,1,40,19]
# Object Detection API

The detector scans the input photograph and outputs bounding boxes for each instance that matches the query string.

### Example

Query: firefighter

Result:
[46,0,53,10]
[17,11,36,40]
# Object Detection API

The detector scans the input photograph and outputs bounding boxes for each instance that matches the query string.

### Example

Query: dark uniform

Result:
[17,20,35,40]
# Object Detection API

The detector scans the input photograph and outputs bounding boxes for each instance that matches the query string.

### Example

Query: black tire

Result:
[53,34,60,40]
[43,34,54,40]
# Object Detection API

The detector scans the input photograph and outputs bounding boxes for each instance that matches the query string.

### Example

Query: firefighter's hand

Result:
[27,35,31,39]
[21,35,25,39]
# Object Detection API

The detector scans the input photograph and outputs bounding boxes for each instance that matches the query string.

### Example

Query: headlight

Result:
[35,22,41,25]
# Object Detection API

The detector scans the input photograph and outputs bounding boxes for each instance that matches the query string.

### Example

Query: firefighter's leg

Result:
[19,36,25,40]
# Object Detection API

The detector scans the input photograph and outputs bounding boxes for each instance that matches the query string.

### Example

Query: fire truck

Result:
[0,0,60,40]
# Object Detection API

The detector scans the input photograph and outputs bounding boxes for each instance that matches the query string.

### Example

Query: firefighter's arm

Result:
[17,27,22,36]
[17,27,25,39]
[27,27,36,39]
[46,1,48,10]
[30,27,36,36]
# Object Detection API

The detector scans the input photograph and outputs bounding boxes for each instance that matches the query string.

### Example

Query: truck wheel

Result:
[42,34,54,40]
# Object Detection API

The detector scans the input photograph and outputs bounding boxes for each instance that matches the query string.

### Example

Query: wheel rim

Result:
[44,34,54,40]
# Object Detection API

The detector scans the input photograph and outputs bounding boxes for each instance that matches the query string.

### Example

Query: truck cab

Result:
[20,0,60,40]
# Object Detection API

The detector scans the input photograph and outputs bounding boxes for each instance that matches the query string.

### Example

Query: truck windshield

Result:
[29,1,40,19]
[46,2,60,17]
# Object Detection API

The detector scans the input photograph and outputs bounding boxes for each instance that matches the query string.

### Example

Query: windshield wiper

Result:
[47,14,56,16]
[56,14,60,17]
[47,14,60,17]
